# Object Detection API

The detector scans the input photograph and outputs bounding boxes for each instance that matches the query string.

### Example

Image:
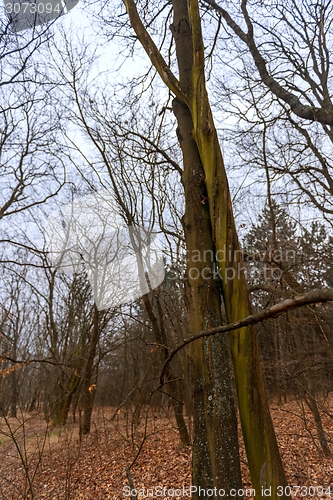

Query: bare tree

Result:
[204,0,333,220]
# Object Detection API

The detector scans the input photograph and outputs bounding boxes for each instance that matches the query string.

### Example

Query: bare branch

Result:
[202,0,333,125]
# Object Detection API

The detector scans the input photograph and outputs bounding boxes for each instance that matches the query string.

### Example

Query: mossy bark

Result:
[185,2,289,497]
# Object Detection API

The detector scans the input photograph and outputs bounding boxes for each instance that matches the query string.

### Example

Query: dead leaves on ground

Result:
[0,400,332,499]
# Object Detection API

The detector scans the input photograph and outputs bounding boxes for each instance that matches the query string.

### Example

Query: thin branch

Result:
[122,0,187,103]
[2,356,75,368]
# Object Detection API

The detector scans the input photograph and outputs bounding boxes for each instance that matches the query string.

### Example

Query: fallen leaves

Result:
[0,399,332,499]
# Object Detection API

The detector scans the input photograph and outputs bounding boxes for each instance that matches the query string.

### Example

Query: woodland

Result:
[0,0,333,499]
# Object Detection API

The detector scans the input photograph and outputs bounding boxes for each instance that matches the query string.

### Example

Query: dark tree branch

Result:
[159,289,333,385]
[122,0,187,103]
[2,356,75,368]
[202,0,333,125]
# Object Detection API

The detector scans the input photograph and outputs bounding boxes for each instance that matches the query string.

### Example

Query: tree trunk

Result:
[9,370,18,418]
[172,1,288,497]
[80,304,100,435]
[51,370,81,426]
[173,97,243,497]
[305,389,332,457]
[141,293,190,446]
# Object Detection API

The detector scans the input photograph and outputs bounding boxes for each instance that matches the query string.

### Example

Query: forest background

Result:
[0,1,333,499]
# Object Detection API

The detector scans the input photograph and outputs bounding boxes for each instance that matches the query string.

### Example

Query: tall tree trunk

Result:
[172,1,288,496]
[184,2,289,497]
[80,304,100,435]
[173,97,243,497]
[122,0,289,497]
[141,293,190,446]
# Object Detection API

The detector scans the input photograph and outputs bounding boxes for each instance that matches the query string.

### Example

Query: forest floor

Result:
[0,398,332,499]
